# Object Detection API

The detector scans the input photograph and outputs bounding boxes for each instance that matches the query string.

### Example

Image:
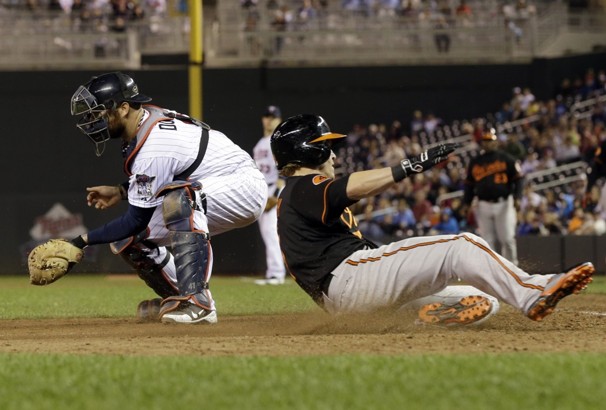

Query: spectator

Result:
[410,110,424,134]
[519,184,545,214]
[503,0,536,44]
[432,8,452,53]
[517,209,545,236]
[567,207,586,234]
[555,134,581,165]
[295,0,319,31]
[495,101,514,124]
[423,112,442,135]
[242,0,261,55]
[383,138,406,167]
[519,87,536,113]
[544,190,566,217]
[379,212,401,237]
[537,147,557,170]
[358,204,386,242]
[270,3,293,55]
[377,0,400,17]
[430,207,460,235]
[503,131,527,162]
[521,150,540,174]
[411,189,433,230]
[455,0,473,26]
[392,198,416,232]
[543,210,565,235]
[574,210,606,235]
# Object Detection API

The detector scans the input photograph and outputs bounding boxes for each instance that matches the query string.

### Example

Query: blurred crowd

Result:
[238,1,547,30]
[0,0,174,33]
[235,0,596,56]
[334,66,606,244]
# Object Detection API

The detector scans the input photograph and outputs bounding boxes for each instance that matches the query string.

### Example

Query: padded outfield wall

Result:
[2,52,606,275]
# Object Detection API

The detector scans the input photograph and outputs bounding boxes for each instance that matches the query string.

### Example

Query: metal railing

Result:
[206,1,601,68]
[0,9,188,69]
[0,31,140,70]
[206,15,538,68]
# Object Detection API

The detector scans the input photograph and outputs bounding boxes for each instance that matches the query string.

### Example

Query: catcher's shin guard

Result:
[158,231,213,317]
[114,243,178,299]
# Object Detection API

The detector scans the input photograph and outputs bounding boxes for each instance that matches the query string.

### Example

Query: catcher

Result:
[28,72,267,324]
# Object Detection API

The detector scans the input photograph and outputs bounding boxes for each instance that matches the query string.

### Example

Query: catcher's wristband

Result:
[70,235,87,249]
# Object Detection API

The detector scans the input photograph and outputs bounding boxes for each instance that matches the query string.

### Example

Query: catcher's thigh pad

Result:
[157,181,205,232]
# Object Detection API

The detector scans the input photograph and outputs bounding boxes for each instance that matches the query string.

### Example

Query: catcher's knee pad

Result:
[157,180,206,232]
[163,231,213,309]
[114,244,178,299]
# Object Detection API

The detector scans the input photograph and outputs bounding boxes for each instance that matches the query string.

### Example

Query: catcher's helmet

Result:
[70,72,151,147]
[270,114,346,170]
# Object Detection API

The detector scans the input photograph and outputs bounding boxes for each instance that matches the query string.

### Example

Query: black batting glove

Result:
[392,143,460,182]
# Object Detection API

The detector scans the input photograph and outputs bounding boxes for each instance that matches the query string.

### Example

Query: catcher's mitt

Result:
[28,239,84,286]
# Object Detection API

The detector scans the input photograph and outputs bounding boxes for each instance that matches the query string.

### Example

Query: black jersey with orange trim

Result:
[277,173,376,304]
[463,150,523,204]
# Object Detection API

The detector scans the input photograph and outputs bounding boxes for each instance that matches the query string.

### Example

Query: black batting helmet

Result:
[270,114,346,170]
[70,72,151,146]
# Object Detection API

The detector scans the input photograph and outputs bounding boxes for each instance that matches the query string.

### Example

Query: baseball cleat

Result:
[254,276,285,285]
[417,295,494,326]
[527,262,594,321]
[161,303,218,324]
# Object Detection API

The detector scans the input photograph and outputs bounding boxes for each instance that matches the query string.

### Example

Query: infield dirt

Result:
[1,295,604,356]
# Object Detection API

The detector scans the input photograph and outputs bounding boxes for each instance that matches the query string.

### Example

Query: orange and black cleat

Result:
[418,295,494,326]
[527,262,595,321]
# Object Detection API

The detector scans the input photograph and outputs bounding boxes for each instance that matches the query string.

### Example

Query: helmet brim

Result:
[126,94,152,104]
[309,132,347,143]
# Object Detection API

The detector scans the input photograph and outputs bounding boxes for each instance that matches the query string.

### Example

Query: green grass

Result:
[0,274,318,319]
[0,274,605,410]
[0,353,605,410]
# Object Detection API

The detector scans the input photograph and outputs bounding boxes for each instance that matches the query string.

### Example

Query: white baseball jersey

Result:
[253,134,285,280]
[124,107,267,294]
[125,107,267,242]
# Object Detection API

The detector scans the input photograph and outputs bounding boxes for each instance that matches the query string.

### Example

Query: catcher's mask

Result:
[70,72,151,155]
[270,114,346,170]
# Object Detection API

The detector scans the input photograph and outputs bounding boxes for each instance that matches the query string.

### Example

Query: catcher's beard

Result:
[109,121,126,140]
